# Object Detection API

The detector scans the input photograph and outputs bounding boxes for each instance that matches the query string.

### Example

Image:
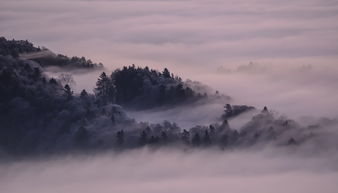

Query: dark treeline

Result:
[0,37,41,58]
[0,37,103,70]
[95,65,209,109]
[0,56,98,154]
[0,39,322,158]
[33,54,104,70]
[0,55,206,155]
[222,104,255,119]
[116,108,308,149]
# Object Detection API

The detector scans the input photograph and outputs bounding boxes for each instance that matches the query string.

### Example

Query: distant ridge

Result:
[0,36,103,70]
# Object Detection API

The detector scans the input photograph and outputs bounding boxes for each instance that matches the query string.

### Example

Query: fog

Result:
[1,0,338,192]
[1,0,338,68]
[127,62,338,128]
[1,148,338,193]
[43,61,338,128]
[199,63,338,119]
[2,0,337,119]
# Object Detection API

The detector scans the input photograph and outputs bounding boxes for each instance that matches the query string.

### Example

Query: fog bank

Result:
[1,149,338,193]
[1,0,337,119]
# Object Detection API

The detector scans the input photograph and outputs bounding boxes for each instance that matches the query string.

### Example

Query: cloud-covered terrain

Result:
[1,0,337,67]
[1,1,338,192]
[1,149,338,193]
[1,0,337,119]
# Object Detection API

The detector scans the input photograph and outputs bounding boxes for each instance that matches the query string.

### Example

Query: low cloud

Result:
[203,62,338,119]
[1,0,337,119]
[1,0,337,67]
[1,148,338,193]
[1,1,338,192]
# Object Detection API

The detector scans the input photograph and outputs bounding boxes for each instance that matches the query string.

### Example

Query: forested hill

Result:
[0,37,103,70]
[0,37,41,57]
[0,55,319,157]
[94,65,222,109]
[0,38,323,158]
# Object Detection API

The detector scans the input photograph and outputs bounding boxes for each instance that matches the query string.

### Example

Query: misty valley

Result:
[0,37,337,193]
[0,37,334,157]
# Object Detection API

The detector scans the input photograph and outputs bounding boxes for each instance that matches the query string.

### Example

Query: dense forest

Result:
[0,37,41,57]
[94,65,214,109]
[33,54,104,69]
[0,37,103,70]
[0,38,322,157]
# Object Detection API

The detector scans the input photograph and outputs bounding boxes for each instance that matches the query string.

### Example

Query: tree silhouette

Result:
[95,72,115,104]
[63,84,73,100]
[192,133,201,147]
[80,89,88,98]
[162,68,171,78]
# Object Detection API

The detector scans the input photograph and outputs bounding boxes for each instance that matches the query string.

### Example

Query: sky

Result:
[1,0,338,118]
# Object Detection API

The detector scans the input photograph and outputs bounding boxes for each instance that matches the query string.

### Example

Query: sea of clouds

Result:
[2,0,337,118]
[1,1,338,192]
[1,148,338,193]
